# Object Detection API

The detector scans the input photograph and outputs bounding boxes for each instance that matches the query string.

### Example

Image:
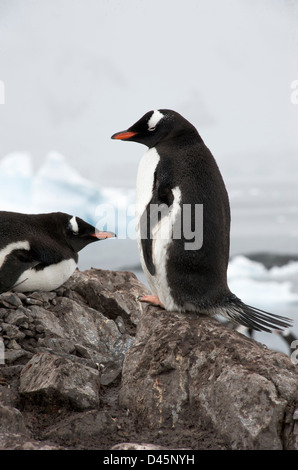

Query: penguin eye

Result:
[148,126,156,132]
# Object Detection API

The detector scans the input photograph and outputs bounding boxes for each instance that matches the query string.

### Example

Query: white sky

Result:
[0,0,297,187]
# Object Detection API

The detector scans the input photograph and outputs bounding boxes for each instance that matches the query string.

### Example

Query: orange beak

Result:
[91,231,116,240]
[111,131,138,140]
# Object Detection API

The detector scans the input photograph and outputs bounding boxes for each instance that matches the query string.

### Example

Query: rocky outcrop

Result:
[0,268,297,450]
[120,309,298,450]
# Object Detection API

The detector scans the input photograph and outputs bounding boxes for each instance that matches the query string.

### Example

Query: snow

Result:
[228,256,298,306]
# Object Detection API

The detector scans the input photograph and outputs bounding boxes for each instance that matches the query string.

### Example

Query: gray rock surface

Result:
[19,352,100,410]
[0,268,297,450]
[120,308,298,450]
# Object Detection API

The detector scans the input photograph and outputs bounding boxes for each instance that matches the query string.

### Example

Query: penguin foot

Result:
[138,295,165,308]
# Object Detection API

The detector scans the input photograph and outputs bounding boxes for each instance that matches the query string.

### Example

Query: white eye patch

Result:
[69,216,79,234]
[148,110,164,131]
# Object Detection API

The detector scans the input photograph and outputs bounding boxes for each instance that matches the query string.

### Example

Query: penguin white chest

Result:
[135,147,159,291]
[135,147,181,309]
[13,258,77,292]
[150,186,182,309]
[135,147,160,224]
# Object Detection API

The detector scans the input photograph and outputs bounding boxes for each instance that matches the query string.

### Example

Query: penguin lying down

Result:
[112,109,293,333]
[0,211,115,294]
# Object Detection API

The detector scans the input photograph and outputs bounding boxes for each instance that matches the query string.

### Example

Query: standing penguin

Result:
[0,211,115,293]
[112,109,292,332]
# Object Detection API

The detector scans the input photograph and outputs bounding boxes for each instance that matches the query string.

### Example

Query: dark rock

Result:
[74,343,108,364]
[0,404,27,434]
[100,362,122,386]
[0,293,23,309]
[6,339,22,350]
[120,308,298,450]
[0,433,62,450]
[0,405,54,450]
[63,269,150,330]
[0,268,297,450]
[38,337,76,355]
[2,323,26,341]
[19,352,100,410]
[5,308,29,327]
[43,410,117,445]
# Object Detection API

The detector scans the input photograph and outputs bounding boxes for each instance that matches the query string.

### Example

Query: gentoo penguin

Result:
[0,211,115,293]
[112,109,292,332]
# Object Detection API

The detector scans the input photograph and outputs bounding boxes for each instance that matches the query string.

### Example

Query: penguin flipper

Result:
[140,178,174,277]
[0,249,39,293]
[140,209,155,276]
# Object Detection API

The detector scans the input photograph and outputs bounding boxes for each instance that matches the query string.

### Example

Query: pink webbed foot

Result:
[138,295,165,308]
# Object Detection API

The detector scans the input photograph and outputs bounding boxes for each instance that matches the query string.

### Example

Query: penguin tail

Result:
[219,294,293,333]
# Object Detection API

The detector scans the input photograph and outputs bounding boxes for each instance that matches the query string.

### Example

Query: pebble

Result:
[115,316,126,334]
[24,298,43,306]
[7,339,22,350]
[0,293,22,309]
[4,348,32,364]
[2,323,26,341]
[5,309,29,327]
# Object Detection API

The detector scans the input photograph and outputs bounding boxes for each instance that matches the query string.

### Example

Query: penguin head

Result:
[111,109,199,148]
[60,213,115,253]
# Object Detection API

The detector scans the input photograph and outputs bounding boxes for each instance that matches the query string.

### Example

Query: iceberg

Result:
[0,151,135,231]
[228,255,298,305]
